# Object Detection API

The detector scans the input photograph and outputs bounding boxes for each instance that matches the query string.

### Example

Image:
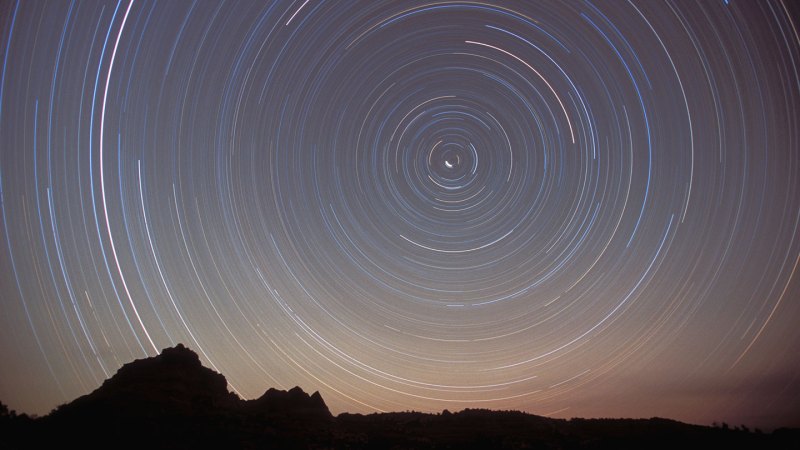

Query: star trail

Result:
[1,0,799,429]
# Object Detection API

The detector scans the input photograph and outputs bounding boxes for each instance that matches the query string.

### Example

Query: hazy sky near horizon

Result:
[1,0,799,429]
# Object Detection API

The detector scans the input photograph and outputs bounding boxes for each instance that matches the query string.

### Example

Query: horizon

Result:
[1,0,799,433]
[3,342,795,433]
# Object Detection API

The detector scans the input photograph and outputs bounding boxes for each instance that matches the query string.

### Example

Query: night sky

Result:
[1,0,799,430]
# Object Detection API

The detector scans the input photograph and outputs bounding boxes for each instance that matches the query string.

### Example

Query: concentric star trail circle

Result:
[1,0,799,429]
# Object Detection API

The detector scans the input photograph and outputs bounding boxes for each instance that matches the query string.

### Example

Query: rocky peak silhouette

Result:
[246,385,332,419]
[49,344,332,421]
[50,344,237,419]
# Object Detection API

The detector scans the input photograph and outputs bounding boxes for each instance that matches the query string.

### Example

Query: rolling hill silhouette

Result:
[1,344,797,449]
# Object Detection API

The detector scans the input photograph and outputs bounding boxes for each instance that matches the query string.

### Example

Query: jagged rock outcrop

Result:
[245,386,332,420]
[51,344,239,419]
[38,344,332,449]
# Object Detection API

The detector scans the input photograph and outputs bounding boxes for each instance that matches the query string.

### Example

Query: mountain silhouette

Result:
[245,386,332,420]
[2,344,797,449]
[49,343,239,419]
[35,344,333,449]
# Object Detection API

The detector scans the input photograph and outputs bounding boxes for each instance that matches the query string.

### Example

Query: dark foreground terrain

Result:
[2,344,797,449]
